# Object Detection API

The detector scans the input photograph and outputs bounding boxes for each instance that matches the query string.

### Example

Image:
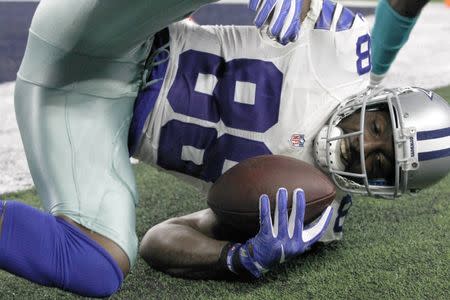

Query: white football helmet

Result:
[314,87,450,198]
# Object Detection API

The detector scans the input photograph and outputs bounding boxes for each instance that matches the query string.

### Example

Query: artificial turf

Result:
[1,86,449,299]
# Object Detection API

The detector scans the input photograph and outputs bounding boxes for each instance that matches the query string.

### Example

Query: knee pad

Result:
[0,200,123,297]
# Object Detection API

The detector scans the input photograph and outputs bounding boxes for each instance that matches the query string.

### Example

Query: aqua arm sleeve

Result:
[370,0,419,80]
[0,200,123,297]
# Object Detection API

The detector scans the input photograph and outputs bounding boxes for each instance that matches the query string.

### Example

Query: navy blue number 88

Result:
[158,50,283,182]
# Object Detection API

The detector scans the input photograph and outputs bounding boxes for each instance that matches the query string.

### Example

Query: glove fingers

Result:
[258,194,274,236]
[302,206,334,246]
[281,13,300,43]
[279,0,302,44]
[292,188,306,239]
[268,1,291,38]
[249,0,263,11]
[254,0,277,28]
[274,188,289,238]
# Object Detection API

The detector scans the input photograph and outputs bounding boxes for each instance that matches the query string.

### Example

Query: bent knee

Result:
[55,218,125,297]
[59,215,131,276]
[0,201,124,297]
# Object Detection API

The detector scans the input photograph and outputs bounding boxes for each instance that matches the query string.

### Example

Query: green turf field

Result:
[1,86,449,299]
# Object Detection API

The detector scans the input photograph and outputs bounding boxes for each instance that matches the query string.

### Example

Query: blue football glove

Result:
[249,0,303,44]
[227,188,333,278]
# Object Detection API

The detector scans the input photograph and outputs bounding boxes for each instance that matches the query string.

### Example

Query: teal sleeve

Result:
[371,0,418,75]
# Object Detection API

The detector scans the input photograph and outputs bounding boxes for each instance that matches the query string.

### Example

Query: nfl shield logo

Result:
[290,134,305,147]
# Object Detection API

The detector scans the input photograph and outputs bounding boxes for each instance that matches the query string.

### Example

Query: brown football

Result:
[207,155,336,237]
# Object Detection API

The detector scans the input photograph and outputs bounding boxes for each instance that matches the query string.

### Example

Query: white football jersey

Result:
[131,0,371,242]
[135,0,371,193]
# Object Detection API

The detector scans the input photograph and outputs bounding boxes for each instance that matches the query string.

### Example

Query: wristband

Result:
[218,242,236,274]
[226,243,242,274]
[220,242,255,278]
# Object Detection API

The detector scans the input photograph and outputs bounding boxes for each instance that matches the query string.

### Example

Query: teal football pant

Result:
[15,0,216,267]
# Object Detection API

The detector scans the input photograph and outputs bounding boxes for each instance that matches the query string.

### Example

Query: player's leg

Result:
[0,200,124,297]
[15,0,217,261]
[23,0,217,63]
[5,0,215,296]
[6,78,136,296]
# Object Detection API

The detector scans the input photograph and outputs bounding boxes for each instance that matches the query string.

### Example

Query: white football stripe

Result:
[417,135,450,153]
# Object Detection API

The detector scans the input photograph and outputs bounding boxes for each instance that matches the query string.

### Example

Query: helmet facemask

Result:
[314,88,421,198]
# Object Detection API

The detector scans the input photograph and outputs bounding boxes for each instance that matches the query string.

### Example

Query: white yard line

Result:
[1,2,450,194]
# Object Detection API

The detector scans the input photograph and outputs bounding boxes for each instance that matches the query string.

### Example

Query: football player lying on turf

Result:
[131,0,450,278]
[0,0,330,296]
[0,0,447,297]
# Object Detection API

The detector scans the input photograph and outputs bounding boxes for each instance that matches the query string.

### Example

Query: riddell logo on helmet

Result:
[409,137,415,157]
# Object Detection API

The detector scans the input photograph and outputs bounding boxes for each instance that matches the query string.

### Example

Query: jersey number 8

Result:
[158,50,282,182]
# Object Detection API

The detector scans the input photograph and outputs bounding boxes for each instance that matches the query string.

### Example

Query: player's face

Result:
[338,110,395,181]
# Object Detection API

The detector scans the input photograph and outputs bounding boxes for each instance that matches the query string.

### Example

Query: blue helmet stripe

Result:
[314,0,337,31]
[417,127,450,140]
[336,7,355,32]
[418,148,450,161]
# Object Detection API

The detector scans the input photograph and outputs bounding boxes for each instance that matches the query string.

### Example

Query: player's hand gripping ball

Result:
[227,188,333,277]
[208,155,336,238]
[249,0,303,44]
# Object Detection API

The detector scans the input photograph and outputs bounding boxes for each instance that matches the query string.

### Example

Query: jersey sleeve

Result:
[168,20,220,53]
[308,0,371,98]
[167,21,264,61]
